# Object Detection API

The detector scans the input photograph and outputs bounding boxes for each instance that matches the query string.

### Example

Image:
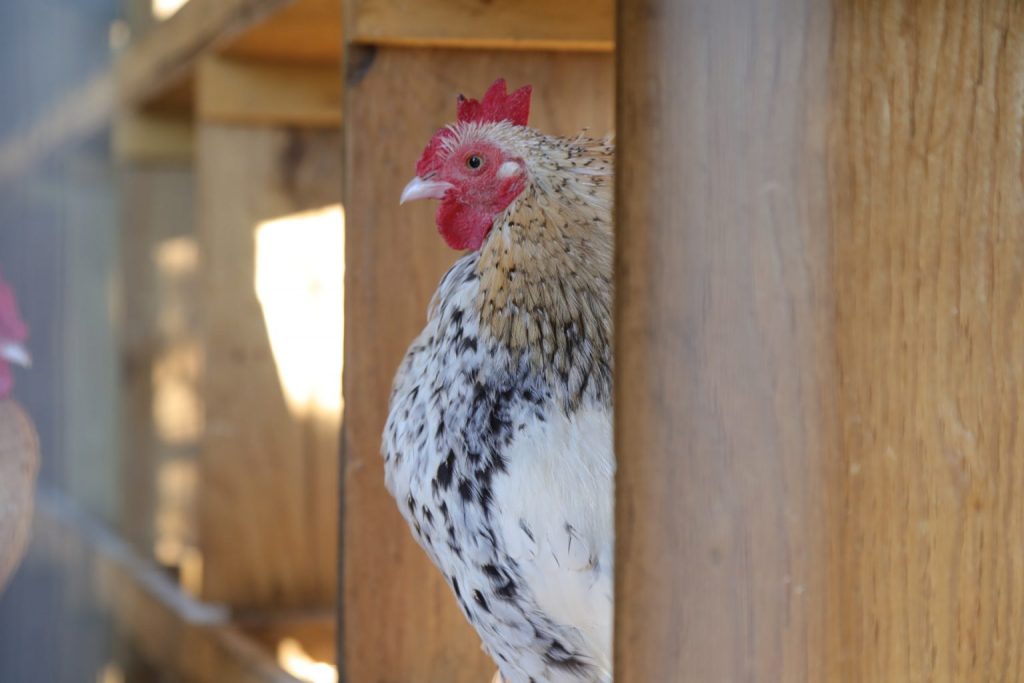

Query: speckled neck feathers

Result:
[475,130,614,411]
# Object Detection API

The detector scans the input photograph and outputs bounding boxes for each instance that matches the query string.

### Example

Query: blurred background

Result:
[0,1,341,681]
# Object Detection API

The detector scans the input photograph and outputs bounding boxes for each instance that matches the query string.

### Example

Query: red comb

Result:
[0,269,27,343]
[456,78,532,127]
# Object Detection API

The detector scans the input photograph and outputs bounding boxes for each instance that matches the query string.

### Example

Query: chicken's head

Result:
[0,270,30,399]
[402,78,533,251]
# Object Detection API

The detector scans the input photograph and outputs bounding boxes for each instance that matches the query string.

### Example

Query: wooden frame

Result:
[615,1,1024,680]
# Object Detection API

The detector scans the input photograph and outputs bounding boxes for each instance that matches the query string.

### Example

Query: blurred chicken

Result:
[0,269,37,592]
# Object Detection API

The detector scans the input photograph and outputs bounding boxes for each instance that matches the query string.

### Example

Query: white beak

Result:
[1,342,31,368]
[400,176,453,205]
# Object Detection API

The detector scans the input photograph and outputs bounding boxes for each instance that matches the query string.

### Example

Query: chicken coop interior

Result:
[1,1,1022,682]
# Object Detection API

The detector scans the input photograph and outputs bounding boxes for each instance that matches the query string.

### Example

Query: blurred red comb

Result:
[0,269,28,343]
[456,78,532,127]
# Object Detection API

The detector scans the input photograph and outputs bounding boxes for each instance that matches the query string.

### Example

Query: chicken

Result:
[383,79,614,683]
[0,269,37,593]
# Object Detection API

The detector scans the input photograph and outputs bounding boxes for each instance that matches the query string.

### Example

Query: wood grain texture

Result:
[616,1,835,680]
[0,71,114,185]
[616,1,1024,681]
[0,401,39,593]
[350,0,613,51]
[342,47,613,682]
[197,124,341,609]
[830,3,1024,680]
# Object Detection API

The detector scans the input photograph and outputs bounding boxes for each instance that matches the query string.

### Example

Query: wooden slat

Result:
[616,1,835,678]
[616,0,1024,681]
[197,124,341,610]
[350,0,614,51]
[342,47,614,682]
[113,112,194,163]
[117,0,292,108]
[0,0,343,184]
[31,487,304,683]
[828,3,1024,680]
[197,58,341,128]
[118,165,198,565]
[224,0,342,63]
[0,71,114,185]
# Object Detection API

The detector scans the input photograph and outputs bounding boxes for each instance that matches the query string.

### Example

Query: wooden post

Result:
[342,47,613,681]
[118,160,197,562]
[616,1,1024,681]
[196,116,342,610]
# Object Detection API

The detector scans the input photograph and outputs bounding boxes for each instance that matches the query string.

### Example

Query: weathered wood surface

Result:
[113,112,193,164]
[616,1,1024,681]
[197,124,341,610]
[829,3,1024,680]
[0,72,114,185]
[342,47,614,682]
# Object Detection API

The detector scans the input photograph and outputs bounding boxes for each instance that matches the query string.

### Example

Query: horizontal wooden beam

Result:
[350,0,614,52]
[0,0,343,182]
[118,0,292,109]
[112,111,194,164]
[0,71,114,185]
[32,487,310,683]
[223,0,342,64]
[197,58,341,127]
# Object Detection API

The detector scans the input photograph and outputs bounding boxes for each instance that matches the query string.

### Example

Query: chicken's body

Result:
[384,107,614,683]
[0,269,35,593]
[0,400,38,592]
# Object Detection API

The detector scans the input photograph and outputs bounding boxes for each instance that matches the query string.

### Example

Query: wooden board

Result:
[341,47,614,682]
[61,143,123,530]
[0,72,114,185]
[118,164,198,565]
[350,0,614,51]
[113,112,194,163]
[197,58,342,128]
[616,2,835,679]
[615,0,1024,681]
[224,0,342,64]
[197,124,341,610]
[118,0,292,109]
[30,487,305,683]
[828,3,1024,680]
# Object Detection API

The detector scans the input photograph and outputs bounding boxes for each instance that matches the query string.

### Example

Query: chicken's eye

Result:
[466,154,483,170]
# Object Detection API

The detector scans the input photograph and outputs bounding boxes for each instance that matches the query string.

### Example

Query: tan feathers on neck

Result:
[475,132,614,408]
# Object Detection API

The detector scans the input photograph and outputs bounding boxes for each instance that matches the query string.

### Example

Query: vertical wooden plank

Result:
[118,164,199,564]
[618,1,1024,681]
[830,4,1024,681]
[197,124,341,609]
[342,47,613,682]
[61,142,123,528]
[615,1,836,681]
